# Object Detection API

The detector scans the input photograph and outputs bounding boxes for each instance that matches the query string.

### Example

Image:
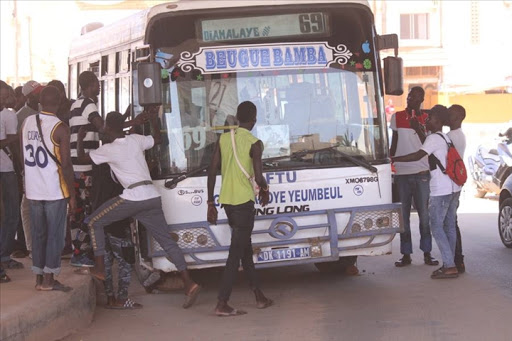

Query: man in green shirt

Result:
[207,101,272,317]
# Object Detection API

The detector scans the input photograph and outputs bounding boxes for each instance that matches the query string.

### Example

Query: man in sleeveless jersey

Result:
[21,86,76,291]
[207,101,273,317]
[77,109,201,309]
[390,87,438,267]
[392,105,460,279]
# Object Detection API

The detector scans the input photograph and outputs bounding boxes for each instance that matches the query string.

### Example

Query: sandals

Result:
[256,298,274,309]
[431,267,458,279]
[182,284,201,309]
[106,298,143,310]
[0,273,11,283]
[215,309,247,317]
[40,280,73,292]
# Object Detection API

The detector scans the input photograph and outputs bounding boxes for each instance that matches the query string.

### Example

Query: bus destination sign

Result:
[200,13,329,42]
[177,42,353,74]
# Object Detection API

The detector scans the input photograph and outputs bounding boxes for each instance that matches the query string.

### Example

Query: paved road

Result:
[64,191,511,341]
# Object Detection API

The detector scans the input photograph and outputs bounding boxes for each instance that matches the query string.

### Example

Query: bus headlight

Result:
[352,223,361,233]
[182,232,194,243]
[376,216,390,228]
[364,218,373,229]
[197,234,208,246]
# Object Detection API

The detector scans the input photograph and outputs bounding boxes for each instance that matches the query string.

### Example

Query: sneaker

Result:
[424,253,440,266]
[394,254,411,267]
[70,253,94,268]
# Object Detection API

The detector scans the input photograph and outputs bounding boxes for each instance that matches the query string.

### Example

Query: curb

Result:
[0,265,96,341]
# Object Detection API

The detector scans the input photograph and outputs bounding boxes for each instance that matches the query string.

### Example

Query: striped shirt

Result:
[69,96,101,172]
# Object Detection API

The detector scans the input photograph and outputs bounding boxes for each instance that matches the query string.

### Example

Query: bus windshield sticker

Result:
[177,42,352,74]
[199,13,329,42]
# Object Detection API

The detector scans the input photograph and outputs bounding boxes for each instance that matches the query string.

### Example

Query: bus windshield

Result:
[146,6,388,179]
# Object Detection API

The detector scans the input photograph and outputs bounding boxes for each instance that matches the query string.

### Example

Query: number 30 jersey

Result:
[22,111,70,200]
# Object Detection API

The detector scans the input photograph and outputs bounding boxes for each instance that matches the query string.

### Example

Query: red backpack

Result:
[432,133,468,186]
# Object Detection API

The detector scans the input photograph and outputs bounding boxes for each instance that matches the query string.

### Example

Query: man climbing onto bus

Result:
[77,108,201,309]
[207,101,273,317]
[390,86,438,267]
[391,105,460,279]
[69,71,142,269]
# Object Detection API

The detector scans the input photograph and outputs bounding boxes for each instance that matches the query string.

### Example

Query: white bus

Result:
[69,0,404,286]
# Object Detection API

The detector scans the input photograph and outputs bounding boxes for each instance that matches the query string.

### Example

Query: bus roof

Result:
[69,0,370,61]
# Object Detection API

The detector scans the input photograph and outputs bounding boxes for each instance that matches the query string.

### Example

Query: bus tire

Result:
[314,256,358,275]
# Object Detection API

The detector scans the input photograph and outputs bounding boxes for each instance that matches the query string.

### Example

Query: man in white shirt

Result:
[77,110,201,308]
[392,105,460,279]
[0,81,23,270]
[447,105,467,273]
[390,87,438,267]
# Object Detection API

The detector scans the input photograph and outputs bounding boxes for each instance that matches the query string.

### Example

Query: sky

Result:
[0,0,141,84]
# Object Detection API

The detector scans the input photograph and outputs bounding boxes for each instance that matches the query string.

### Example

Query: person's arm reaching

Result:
[251,140,269,207]
[147,106,162,145]
[391,149,427,163]
[53,123,76,215]
[207,140,221,224]
[76,126,93,165]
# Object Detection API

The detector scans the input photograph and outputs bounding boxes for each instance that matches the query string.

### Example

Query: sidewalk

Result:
[0,258,96,341]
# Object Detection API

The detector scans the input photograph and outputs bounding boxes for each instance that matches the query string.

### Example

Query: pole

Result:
[13,0,19,86]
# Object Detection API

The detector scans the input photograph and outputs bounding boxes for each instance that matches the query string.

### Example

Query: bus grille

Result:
[152,227,216,251]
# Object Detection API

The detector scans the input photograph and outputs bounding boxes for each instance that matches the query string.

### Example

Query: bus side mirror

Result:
[383,56,404,96]
[137,62,162,106]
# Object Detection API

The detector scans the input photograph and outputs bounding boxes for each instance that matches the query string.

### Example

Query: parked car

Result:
[498,173,512,248]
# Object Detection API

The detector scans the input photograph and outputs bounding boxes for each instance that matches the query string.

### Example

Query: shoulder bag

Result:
[230,128,259,196]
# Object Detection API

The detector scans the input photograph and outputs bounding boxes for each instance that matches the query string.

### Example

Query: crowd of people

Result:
[1,75,466,317]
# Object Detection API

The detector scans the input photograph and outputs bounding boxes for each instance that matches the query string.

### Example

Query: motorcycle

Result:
[468,130,512,198]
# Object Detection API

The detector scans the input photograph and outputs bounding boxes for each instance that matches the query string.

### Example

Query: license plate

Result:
[257,247,310,262]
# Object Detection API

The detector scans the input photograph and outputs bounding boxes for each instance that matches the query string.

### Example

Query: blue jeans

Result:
[29,198,67,275]
[395,173,431,255]
[429,193,459,268]
[1,172,20,262]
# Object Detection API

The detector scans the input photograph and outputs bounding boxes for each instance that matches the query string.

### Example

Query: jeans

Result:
[429,193,459,268]
[86,196,187,271]
[395,172,431,255]
[1,172,20,262]
[218,201,260,302]
[21,195,32,251]
[29,198,67,275]
[454,191,464,265]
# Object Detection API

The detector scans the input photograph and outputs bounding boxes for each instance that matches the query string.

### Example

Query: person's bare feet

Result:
[215,301,247,317]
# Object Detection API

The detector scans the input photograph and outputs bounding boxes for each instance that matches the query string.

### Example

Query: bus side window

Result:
[69,63,78,99]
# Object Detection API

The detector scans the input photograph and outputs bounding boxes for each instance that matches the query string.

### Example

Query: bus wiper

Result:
[263,144,377,173]
[164,164,210,189]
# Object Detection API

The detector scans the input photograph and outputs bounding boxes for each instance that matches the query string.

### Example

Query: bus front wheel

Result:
[314,256,358,275]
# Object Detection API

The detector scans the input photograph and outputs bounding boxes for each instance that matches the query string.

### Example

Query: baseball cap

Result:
[22,80,44,96]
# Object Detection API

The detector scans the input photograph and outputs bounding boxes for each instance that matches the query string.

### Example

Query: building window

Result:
[470,1,480,45]
[400,13,430,40]
[405,66,439,77]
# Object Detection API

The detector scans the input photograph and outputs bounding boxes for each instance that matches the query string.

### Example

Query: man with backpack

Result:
[447,105,467,273]
[392,105,466,279]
